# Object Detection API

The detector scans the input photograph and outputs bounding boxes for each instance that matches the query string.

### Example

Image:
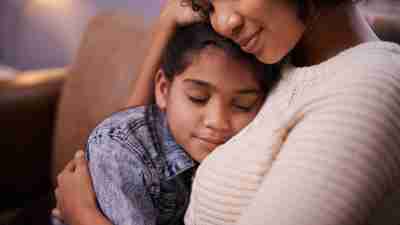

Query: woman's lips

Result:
[240,29,261,54]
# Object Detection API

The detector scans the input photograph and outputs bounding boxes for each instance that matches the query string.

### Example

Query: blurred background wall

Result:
[0,0,399,70]
[0,0,162,70]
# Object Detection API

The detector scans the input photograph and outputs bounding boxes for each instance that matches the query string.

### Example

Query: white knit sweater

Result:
[185,41,400,225]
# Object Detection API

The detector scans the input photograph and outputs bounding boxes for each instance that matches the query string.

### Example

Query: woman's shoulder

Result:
[325,41,400,95]
[294,41,400,99]
[334,41,400,77]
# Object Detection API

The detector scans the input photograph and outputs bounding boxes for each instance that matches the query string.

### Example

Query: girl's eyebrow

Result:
[183,79,262,95]
[183,79,211,88]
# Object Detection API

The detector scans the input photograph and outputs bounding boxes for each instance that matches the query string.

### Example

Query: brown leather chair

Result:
[51,11,150,185]
[1,11,150,225]
[0,68,66,224]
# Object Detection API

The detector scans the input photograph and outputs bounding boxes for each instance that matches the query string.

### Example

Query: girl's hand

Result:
[52,151,98,225]
[159,0,205,28]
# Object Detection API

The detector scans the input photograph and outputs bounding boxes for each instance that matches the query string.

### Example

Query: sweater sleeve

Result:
[236,70,400,225]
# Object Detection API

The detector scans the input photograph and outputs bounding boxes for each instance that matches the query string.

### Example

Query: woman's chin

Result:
[256,50,286,64]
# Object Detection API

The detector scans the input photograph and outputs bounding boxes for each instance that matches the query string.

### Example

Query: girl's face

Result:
[155,47,265,162]
[201,0,306,63]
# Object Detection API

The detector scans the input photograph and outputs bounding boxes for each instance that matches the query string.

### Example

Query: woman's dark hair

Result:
[184,0,363,21]
[295,0,363,20]
[161,22,280,93]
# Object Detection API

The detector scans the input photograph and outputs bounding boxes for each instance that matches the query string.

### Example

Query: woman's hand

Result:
[159,0,205,28]
[52,150,99,225]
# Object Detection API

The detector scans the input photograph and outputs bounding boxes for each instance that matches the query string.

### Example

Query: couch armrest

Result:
[0,68,67,210]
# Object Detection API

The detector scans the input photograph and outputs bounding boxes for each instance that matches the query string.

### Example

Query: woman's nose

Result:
[211,10,244,39]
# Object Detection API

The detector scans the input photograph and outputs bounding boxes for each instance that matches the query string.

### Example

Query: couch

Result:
[1,9,399,225]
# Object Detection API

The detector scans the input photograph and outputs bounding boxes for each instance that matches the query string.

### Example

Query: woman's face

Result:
[201,0,306,63]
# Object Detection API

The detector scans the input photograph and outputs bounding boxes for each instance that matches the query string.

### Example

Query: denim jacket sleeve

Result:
[86,134,158,225]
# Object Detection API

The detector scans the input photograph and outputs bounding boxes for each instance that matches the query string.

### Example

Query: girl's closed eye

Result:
[185,89,210,104]
[189,95,209,104]
[232,95,262,112]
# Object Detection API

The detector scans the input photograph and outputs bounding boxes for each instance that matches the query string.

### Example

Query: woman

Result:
[54,0,400,225]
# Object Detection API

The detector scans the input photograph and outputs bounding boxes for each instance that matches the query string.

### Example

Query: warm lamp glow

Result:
[14,68,66,86]
[33,0,72,9]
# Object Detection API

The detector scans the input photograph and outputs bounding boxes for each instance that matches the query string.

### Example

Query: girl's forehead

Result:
[192,0,213,10]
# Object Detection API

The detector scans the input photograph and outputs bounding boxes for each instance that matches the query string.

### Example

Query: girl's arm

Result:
[126,0,203,107]
[126,18,175,107]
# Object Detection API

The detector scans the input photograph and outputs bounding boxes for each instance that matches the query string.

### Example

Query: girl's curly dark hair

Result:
[181,0,211,18]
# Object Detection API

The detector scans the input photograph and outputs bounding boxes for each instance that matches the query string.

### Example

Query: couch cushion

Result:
[52,11,150,185]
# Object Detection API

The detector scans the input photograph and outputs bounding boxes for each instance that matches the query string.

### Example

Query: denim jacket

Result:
[86,105,196,225]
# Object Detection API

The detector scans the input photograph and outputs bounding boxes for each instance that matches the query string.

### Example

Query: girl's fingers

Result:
[74,150,88,171]
[64,159,76,172]
[53,188,64,220]
[52,208,62,219]
[54,187,59,199]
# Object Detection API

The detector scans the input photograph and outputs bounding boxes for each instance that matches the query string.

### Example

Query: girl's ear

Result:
[155,69,171,111]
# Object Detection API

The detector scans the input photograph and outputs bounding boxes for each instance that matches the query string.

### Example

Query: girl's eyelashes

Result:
[188,95,209,104]
[232,96,261,112]
[187,96,258,113]
[233,104,253,112]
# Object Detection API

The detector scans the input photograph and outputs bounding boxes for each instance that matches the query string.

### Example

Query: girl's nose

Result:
[203,103,231,133]
[211,10,244,39]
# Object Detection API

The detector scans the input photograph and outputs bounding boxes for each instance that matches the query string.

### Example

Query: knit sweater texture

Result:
[185,41,400,225]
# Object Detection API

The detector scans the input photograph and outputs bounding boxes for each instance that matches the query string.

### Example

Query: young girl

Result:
[53,23,279,225]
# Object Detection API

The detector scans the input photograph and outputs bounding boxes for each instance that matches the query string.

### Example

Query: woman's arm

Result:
[126,0,203,107]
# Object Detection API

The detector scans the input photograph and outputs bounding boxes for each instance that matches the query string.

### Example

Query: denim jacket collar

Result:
[153,106,195,180]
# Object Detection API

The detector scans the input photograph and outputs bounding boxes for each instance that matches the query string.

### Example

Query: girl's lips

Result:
[196,137,225,145]
[195,138,220,151]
